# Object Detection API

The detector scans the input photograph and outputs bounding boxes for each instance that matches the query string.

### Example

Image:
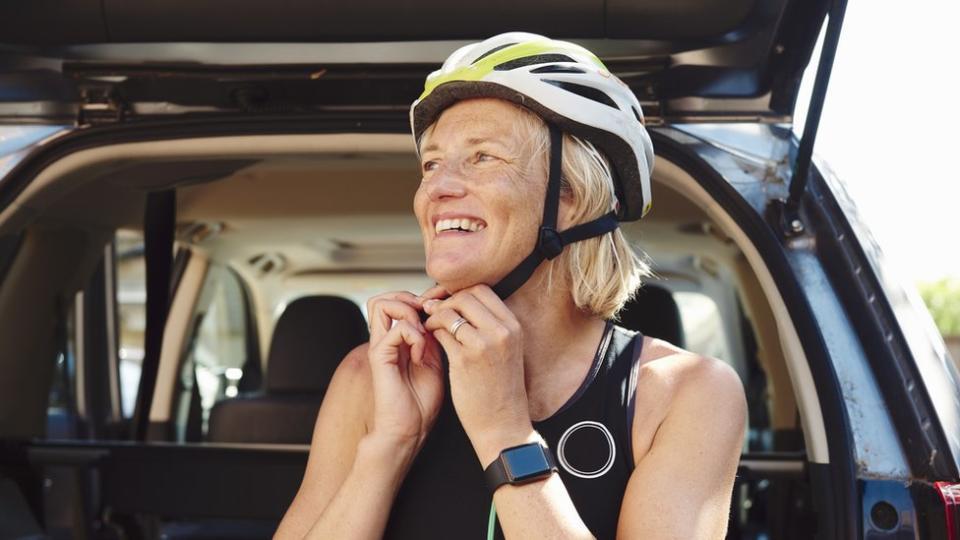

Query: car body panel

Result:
[0,0,831,124]
[644,126,860,536]
[0,0,761,44]
[670,124,916,480]
[815,154,960,475]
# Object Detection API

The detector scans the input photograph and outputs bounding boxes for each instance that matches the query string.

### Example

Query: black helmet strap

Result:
[491,124,619,300]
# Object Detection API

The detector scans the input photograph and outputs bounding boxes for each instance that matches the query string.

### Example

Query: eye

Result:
[422,160,439,172]
[475,152,497,163]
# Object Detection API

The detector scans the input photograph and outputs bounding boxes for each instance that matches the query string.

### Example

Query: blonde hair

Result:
[509,107,654,319]
[420,99,655,319]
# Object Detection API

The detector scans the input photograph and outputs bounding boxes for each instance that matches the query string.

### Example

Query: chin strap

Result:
[491,125,620,300]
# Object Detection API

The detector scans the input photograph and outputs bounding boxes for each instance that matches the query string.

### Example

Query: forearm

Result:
[493,474,595,539]
[303,435,414,540]
[477,428,595,540]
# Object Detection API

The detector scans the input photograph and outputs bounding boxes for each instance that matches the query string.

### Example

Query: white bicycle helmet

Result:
[410,32,655,299]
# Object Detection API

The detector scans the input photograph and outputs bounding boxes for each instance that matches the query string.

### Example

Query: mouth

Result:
[433,216,487,237]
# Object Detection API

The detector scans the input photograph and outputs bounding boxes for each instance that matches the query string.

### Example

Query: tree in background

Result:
[918,277,960,337]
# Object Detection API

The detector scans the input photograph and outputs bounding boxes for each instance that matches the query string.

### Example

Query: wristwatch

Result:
[483,440,558,494]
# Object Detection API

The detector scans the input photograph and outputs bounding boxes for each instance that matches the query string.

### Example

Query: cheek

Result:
[499,165,543,204]
[412,185,429,224]
[498,189,543,247]
[515,180,547,225]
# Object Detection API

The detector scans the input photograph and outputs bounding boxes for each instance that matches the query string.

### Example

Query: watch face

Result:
[503,444,551,482]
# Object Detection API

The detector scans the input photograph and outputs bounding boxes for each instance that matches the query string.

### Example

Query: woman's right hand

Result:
[365,287,447,457]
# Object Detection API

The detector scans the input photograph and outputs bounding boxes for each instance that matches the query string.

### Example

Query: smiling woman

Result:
[415,99,548,294]
[417,100,652,319]
[275,32,746,540]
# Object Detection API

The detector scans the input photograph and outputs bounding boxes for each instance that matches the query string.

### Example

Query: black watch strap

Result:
[484,455,511,491]
[484,441,558,494]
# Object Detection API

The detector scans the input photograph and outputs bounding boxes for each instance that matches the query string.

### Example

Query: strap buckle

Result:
[538,226,564,260]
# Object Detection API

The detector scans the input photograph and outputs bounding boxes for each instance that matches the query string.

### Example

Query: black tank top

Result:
[383,322,644,539]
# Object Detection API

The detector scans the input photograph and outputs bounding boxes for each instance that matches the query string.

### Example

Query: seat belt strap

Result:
[131,190,175,441]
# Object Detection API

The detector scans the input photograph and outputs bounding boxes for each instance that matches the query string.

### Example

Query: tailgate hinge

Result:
[77,82,127,126]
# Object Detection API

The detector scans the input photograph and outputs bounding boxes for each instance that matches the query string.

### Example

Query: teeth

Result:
[435,218,486,234]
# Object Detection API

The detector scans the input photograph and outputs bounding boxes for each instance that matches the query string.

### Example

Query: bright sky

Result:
[794,0,960,284]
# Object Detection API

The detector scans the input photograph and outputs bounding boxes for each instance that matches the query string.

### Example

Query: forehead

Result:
[423,98,526,150]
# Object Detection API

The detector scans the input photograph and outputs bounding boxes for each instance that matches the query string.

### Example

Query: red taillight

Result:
[935,482,960,538]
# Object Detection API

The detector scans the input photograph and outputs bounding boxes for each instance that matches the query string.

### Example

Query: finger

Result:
[417,287,450,321]
[419,284,451,302]
[369,299,413,341]
[367,292,423,334]
[424,307,480,347]
[422,306,459,333]
[463,284,517,324]
[373,320,426,366]
[410,333,425,367]
[432,291,500,331]
[422,333,444,370]
[366,291,422,318]
[369,299,425,343]
[431,327,463,359]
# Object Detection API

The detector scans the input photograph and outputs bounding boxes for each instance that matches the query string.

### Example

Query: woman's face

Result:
[414,98,548,292]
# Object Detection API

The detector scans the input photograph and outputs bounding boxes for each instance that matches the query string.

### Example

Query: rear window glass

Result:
[116,230,146,418]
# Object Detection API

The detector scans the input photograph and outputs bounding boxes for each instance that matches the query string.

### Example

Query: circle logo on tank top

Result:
[556,420,616,479]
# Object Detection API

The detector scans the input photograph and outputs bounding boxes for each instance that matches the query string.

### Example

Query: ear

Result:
[557,190,579,229]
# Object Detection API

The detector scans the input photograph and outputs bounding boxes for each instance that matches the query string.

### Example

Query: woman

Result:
[276,32,747,539]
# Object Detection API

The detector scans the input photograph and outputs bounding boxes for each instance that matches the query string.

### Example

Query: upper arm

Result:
[275,343,373,539]
[616,356,747,540]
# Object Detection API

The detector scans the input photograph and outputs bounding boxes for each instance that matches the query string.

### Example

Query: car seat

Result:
[206,295,369,444]
[616,284,686,349]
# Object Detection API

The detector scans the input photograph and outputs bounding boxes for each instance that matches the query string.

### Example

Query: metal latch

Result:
[77,82,125,126]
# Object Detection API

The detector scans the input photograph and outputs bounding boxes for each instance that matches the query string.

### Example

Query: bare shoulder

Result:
[631,337,747,463]
[337,341,372,382]
[275,342,375,539]
[328,342,374,432]
[669,353,746,424]
[618,344,748,539]
[637,337,744,405]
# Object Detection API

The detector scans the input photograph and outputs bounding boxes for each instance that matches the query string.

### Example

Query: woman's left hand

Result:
[423,284,536,465]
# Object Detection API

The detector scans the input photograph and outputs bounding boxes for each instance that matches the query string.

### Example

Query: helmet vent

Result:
[471,43,516,65]
[631,106,643,123]
[543,80,619,109]
[531,65,587,74]
[494,54,575,71]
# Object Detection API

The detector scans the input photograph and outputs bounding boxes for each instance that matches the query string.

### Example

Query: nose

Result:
[424,162,468,202]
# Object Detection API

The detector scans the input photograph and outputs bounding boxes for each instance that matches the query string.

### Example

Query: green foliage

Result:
[918,277,960,336]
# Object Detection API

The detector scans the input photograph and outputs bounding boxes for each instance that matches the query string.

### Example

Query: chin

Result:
[427,259,490,293]
[428,270,478,294]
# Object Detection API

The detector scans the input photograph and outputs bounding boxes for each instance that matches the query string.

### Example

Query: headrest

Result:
[617,284,686,349]
[266,295,369,394]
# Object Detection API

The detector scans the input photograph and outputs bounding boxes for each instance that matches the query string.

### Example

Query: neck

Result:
[503,262,607,390]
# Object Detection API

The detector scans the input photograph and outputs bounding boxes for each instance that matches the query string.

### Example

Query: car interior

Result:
[0,132,821,539]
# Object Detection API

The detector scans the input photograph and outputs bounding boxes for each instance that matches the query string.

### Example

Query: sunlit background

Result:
[794,0,960,349]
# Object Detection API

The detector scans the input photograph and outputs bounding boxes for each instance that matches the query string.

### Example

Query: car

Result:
[1,0,959,538]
